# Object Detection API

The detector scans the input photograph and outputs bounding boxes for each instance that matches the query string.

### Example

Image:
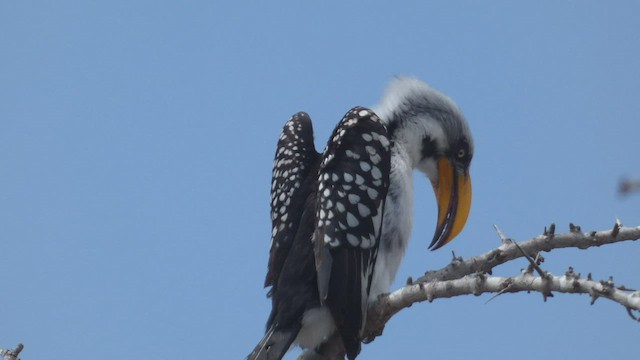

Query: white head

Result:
[374,76,474,250]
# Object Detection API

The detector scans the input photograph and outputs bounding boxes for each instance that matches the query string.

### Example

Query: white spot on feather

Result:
[324,234,332,244]
[371,166,382,179]
[347,233,360,246]
[347,212,359,227]
[357,203,371,217]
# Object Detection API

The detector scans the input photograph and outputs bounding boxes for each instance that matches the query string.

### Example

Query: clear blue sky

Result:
[1,2,639,359]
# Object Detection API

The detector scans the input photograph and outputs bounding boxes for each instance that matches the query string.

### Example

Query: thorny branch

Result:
[416,222,638,283]
[364,224,640,340]
[0,344,23,360]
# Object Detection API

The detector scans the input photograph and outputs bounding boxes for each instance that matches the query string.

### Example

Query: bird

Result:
[248,77,473,360]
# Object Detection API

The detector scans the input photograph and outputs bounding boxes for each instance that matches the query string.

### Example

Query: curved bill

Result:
[428,156,472,250]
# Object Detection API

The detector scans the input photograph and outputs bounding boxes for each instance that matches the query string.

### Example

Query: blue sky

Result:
[1,2,639,359]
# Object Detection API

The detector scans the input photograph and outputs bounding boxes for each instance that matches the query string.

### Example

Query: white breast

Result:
[368,145,414,301]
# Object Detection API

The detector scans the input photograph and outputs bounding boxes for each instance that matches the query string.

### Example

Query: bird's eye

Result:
[457,149,466,158]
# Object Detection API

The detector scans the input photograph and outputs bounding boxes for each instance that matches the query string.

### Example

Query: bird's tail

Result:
[247,324,299,360]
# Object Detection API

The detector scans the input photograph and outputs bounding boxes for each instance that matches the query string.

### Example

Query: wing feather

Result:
[265,112,319,288]
[312,107,391,359]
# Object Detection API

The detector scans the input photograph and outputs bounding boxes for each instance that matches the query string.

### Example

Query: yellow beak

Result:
[428,156,472,250]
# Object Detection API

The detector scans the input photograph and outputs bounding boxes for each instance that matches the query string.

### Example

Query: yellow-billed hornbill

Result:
[249,77,473,360]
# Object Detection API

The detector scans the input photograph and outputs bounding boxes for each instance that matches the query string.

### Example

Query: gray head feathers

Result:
[373,76,473,163]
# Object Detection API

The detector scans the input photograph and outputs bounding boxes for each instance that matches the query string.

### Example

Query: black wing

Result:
[265,112,320,288]
[312,107,391,359]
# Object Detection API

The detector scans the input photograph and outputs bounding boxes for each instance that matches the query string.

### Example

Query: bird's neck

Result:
[384,143,415,251]
[369,143,414,299]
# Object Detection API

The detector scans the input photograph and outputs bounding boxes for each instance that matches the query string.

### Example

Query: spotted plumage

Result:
[250,77,474,360]
[313,107,391,358]
[265,112,319,288]
[314,107,389,251]
[249,107,391,360]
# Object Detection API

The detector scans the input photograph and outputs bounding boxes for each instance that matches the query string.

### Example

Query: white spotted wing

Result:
[312,106,391,351]
[314,107,391,257]
[265,112,319,288]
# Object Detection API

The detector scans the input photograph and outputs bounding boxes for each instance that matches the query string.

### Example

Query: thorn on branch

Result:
[600,276,615,294]
[569,223,582,233]
[485,278,513,304]
[493,224,510,245]
[565,266,581,280]
[450,251,463,264]
[590,289,600,305]
[590,276,616,302]
[612,219,621,238]
[565,267,583,291]
[543,223,556,241]
[565,266,575,277]
[617,285,636,292]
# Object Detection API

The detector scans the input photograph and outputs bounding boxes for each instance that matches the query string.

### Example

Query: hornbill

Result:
[248,77,473,360]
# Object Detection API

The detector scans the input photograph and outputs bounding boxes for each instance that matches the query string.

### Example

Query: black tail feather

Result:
[247,325,299,360]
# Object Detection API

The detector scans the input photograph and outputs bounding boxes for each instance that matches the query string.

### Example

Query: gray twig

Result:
[0,344,24,360]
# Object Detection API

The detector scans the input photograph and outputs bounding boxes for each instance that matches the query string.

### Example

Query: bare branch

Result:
[364,224,640,340]
[0,344,24,360]
[417,225,640,284]
[512,240,545,278]
[492,224,510,245]
[366,271,640,336]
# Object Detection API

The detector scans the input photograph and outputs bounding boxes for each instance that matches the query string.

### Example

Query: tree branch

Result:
[0,344,23,360]
[364,224,640,340]
[366,271,640,335]
[417,223,639,283]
